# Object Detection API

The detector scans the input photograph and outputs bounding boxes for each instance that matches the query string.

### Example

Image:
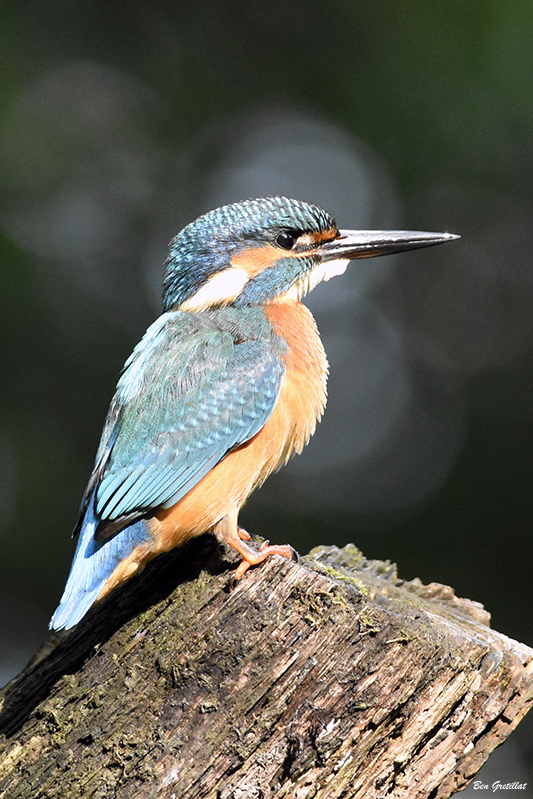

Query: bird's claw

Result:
[230,539,297,586]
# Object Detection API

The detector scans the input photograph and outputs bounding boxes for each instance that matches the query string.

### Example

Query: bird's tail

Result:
[49,498,151,631]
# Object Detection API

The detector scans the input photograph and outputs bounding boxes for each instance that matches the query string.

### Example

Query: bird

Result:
[50,196,458,630]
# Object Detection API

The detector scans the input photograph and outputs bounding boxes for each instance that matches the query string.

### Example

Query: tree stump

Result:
[0,537,531,798]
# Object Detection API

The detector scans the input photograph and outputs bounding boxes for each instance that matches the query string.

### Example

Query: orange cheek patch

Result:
[232,244,290,277]
[231,232,337,279]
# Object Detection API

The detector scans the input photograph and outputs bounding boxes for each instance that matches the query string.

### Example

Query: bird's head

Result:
[162,196,458,312]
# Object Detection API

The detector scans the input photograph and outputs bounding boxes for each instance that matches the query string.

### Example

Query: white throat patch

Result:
[282,258,350,301]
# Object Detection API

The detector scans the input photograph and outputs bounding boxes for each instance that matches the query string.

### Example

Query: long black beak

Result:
[320,229,459,261]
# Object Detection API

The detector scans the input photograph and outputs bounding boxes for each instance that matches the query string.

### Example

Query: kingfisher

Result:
[50,196,458,630]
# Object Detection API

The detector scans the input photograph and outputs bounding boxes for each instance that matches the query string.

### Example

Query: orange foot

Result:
[214,512,297,581]
[232,537,297,580]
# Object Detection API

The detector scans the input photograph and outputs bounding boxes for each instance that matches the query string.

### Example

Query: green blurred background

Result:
[0,0,532,790]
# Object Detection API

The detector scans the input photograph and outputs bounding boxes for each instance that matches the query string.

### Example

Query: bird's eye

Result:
[276,230,298,250]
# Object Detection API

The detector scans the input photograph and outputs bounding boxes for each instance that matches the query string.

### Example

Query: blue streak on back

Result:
[49,497,151,631]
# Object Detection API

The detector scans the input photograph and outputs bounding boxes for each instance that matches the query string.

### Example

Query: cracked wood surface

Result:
[0,537,532,798]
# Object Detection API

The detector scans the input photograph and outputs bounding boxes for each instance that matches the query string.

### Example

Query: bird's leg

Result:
[214,509,296,581]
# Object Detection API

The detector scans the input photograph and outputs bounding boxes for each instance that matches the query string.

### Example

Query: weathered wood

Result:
[0,538,532,798]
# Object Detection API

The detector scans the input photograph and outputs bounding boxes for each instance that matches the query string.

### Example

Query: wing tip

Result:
[49,503,152,630]
[49,591,100,631]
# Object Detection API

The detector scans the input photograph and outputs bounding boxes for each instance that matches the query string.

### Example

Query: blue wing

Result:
[50,308,285,630]
[95,309,284,527]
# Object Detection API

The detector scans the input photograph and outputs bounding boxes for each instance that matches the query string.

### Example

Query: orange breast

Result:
[262,298,328,459]
[97,299,328,598]
[153,299,328,547]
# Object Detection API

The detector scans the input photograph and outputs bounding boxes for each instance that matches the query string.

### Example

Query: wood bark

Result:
[0,536,531,798]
